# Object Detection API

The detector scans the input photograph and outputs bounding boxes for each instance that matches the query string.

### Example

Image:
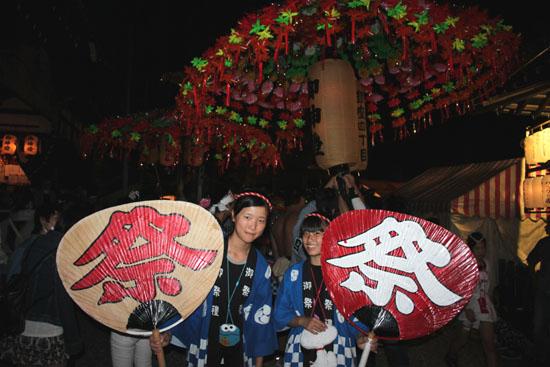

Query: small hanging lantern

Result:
[23,135,39,156]
[1,134,17,155]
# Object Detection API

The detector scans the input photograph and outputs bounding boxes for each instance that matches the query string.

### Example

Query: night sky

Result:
[2,0,548,183]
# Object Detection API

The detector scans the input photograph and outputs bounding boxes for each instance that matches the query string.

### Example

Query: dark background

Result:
[1,0,548,196]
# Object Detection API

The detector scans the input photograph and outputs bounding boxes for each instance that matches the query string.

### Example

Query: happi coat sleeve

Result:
[169,248,277,367]
[274,261,369,367]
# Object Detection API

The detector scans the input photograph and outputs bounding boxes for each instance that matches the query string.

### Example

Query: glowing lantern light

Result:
[524,134,535,165]
[308,59,360,170]
[524,176,545,208]
[24,135,39,156]
[2,134,17,155]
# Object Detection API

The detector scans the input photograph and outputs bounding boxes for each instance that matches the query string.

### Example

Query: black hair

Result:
[467,231,486,249]
[315,187,340,218]
[32,202,61,234]
[299,214,329,238]
[232,192,271,217]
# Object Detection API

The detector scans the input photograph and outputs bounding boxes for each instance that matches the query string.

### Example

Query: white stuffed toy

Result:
[300,324,338,367]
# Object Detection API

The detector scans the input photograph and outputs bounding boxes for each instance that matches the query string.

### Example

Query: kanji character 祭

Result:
[71,206,218,305]
[322,210,478,340]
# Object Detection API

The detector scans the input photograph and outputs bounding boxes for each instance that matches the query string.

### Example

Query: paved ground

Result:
[66,308,535,367]
[0,308,537,366]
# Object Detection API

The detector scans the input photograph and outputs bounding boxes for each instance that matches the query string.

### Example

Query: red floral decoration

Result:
[82,0,521,171]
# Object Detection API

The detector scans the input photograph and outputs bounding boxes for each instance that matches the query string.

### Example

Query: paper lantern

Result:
[23,135,39,156]
[159,134,176,167]
[542,128,550,163]
[524,176,545,208]
[543,175,550,207]
[308,59,360,170]
[349,83,368,172]
[533,131,545,164]
[524,134,535,165]
[1,134,17,155]
[524,178,535,208]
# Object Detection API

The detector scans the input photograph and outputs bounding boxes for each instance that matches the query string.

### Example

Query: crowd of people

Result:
[0,169,548,367]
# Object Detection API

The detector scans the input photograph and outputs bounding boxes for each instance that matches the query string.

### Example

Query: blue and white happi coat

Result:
[169,248,277,367]
[274,261,370,367]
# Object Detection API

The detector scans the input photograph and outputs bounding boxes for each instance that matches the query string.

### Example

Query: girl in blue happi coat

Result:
[150,192,277,367]
[274,213,377,367]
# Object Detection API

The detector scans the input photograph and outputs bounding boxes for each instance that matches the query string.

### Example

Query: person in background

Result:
[290,168,366,266]
[274,212,377,366]
[445,232,498,367]
[527,221,550,366]
[0,203,83,367]
[150,191,277,366]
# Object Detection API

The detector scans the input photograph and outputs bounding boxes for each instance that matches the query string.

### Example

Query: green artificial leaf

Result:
[247,116,258,125]
[317,23,333,31]
[387,1,407,20]
[229,111,243,122]
[294,118,305,128]
[471,33,488,48]
[216,106,228,115]
[229,29,243,44]
[422,94,433,102]
[215,153,222,160]
[277,120,288,130]
[249,138,257,147]
[480,24,492,34]
[444,16,459,28]
[453,38,465,52]
[443,82,454,92]
[276,9,299,24]
[111,130,122,138]
[224,58,232,67]
[368,113,381,121]
[88,124,98,134]
[259,119,269,128]
[260,142,266,149]
[191,57,208,71]
[410,99,423,109]
[257,26,273,40]
[205,105,214,114]
[130,132,141,142]
[216,49,224,56]
[391,108,405,117]
[433,23,449,34]
[250,19,266,35]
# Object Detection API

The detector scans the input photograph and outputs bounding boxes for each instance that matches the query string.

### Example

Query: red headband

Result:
[234,192,273,211]
[304,213,331,224]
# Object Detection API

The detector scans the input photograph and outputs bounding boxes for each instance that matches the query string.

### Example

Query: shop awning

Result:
[389,158,523,219]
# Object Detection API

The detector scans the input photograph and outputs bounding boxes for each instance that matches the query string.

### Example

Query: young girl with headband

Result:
[274,213,377,367]
[150,192,277,366]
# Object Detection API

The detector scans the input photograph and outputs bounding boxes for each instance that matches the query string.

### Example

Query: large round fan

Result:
[57,200,224,336]
[322,209,478,341]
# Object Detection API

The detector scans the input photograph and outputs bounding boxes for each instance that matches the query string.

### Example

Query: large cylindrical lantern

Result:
[1,134,17,155]
[308,59,360,170]
[349,83,368,172]
[24,135,39,156]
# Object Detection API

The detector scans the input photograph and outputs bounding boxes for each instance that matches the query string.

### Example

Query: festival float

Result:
[80,0,521,175]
